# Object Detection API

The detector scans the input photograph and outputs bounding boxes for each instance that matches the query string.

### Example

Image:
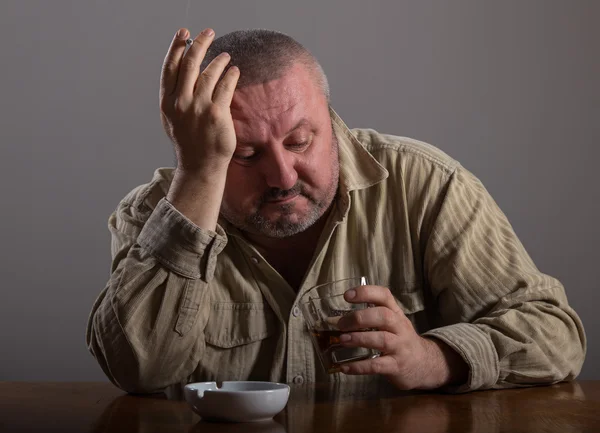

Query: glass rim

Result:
[309,276,366,291]
[300,276,366,305]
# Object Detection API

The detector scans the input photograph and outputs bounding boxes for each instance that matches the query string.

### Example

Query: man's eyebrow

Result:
[237,118,311,146]
[285,118,310,135]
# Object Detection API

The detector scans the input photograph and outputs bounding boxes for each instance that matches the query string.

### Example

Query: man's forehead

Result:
[231,94,303,124]
[233,104,311,143]
[231,66,319,141]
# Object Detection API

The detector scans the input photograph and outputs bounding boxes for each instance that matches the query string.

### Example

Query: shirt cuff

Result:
[137,198,227,281]
[422,323,499,393]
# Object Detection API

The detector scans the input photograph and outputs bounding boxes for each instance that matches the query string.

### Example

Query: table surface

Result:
[2,381,600,433]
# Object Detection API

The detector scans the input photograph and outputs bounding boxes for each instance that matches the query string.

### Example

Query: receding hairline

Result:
[200,29,330,101]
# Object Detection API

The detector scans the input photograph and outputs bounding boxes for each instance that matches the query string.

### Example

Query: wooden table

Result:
[2,381,600,432]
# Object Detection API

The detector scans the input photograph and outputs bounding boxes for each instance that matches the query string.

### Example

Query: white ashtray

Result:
[184,381,290,422]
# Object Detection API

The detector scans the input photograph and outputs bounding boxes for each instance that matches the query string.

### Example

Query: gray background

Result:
[0,0,597,382]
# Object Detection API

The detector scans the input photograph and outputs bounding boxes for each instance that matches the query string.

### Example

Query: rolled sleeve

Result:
[137,198,227,280]
[423,323,499,393]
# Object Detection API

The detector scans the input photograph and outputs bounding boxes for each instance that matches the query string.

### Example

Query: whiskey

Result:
[310,329,378,374]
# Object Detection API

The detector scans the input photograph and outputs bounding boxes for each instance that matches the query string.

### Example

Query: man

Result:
[86,28,586,395]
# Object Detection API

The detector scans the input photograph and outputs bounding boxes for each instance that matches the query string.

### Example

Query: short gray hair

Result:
[200,29,330,102]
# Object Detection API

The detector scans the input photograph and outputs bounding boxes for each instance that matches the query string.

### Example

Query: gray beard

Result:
[244,190,333,238]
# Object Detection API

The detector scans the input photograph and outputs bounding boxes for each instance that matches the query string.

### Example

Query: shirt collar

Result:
[329,106,389,194]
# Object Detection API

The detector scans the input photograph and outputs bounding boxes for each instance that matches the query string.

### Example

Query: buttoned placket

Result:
[226,215,346,385]
[285,211,348,384]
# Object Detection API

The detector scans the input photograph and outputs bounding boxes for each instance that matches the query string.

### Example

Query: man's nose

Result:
[261,147,298,191]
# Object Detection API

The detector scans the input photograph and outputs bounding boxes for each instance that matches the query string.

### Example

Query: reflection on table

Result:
[88,379,599,433]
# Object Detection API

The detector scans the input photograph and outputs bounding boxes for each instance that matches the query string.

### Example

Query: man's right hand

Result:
[160,28,240,230]
[160,28,240,173]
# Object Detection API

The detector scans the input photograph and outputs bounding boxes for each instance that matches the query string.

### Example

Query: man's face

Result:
[220,63,339,238]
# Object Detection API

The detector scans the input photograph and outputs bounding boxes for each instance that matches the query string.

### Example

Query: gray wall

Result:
[1,0,597,381]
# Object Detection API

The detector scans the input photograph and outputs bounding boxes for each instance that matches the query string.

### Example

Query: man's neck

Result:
[243,212,331,291]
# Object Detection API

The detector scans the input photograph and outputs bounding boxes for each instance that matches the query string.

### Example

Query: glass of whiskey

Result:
[300,276,380,374]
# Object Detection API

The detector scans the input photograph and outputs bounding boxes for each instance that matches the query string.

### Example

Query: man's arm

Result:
[86,27,240,393]
[422,166,586,392]
[336,165,585,392]
[86,190,226,393]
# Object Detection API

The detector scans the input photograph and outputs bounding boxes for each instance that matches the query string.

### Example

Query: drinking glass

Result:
[300,276,380,374]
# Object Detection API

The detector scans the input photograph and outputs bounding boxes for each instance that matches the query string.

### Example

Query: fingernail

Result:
[340,334,351,342]
[345,289,356,300]
[176,28,188,39]
[201,28,214,36]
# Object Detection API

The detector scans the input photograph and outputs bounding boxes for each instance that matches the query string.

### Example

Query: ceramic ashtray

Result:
[184,381,290,422]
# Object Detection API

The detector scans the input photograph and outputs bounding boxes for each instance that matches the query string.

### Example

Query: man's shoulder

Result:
[350,128,460,176]
[118,167,175,213]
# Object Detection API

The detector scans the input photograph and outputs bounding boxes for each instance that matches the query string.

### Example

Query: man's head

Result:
[200,29,330,103]
[201,30,339,238]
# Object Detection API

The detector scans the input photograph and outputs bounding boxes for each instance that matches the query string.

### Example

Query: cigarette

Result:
[185,38,194,48]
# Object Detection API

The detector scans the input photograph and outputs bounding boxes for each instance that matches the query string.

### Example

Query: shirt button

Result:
[250,256,259,264]
[292,306,301,317]
[293,375,305,385]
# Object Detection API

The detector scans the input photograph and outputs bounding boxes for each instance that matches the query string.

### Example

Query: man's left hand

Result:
[336,285,468,390]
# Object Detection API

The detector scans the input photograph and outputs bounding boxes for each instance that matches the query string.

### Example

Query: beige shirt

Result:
[86,108,586,394]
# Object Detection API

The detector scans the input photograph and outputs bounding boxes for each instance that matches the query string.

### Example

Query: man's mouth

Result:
[265,193,300,204]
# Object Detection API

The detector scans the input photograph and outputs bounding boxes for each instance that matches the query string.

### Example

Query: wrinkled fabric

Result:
[86,107,586,395]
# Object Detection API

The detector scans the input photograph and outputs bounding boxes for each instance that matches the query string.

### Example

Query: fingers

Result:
[212,65,240,106]
[175,28,216,104]
[345,285,401,313]
[160,28,190,100]
[339,355,397,376]
[337,306,404,334]
[194,52,238,104]
[339,330,398,353]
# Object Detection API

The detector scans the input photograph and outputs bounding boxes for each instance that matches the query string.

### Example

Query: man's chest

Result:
[210,216,428,319]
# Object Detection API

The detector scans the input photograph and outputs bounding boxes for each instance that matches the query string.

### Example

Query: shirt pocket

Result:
[204,302,277,348]
[394,290,425,315]
[382,278,425,314]
[390,288,430,333]
[200,302,279,382]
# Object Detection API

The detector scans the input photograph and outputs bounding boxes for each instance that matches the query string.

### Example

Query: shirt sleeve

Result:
[86,196,227,393]
[421,167,586,393]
